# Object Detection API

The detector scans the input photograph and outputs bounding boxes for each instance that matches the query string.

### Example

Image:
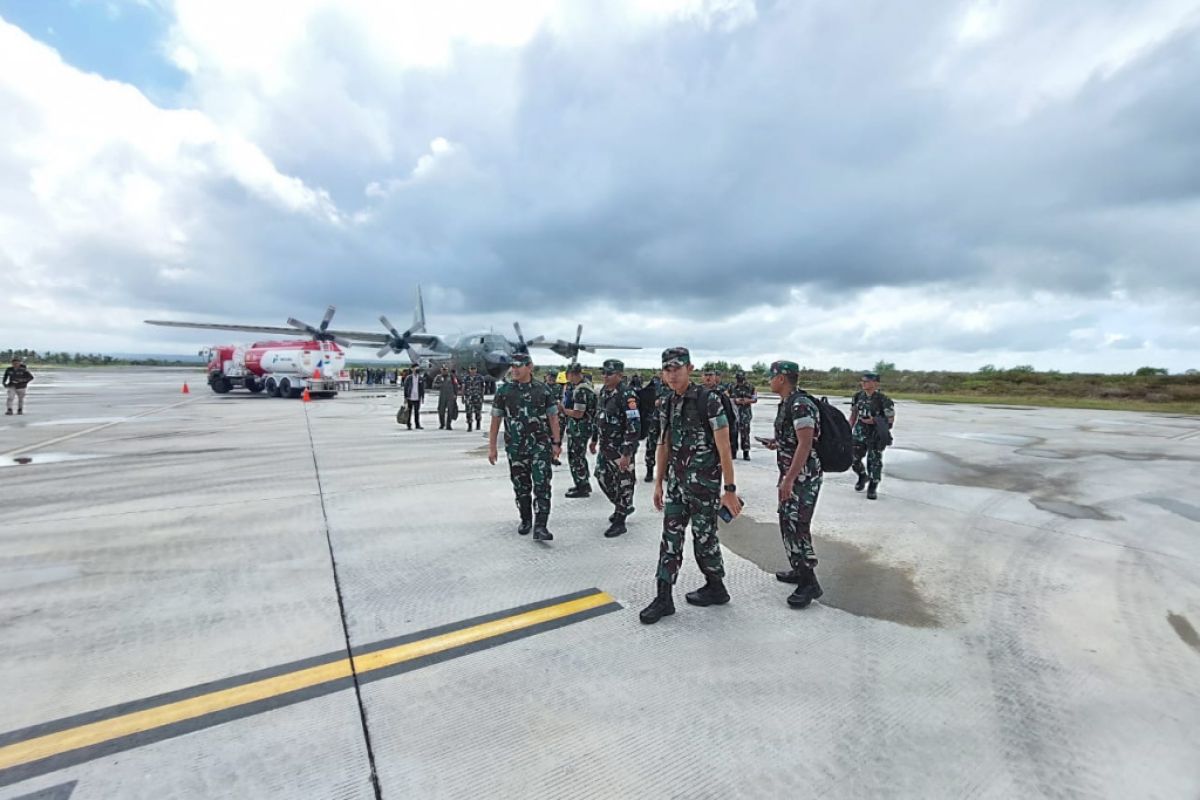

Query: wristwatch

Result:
[724,483,737,492]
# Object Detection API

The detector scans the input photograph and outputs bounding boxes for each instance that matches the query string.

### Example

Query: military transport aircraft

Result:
[145,287,639,385]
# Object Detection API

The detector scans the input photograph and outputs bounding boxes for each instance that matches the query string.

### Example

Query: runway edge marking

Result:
[0,589,620,788]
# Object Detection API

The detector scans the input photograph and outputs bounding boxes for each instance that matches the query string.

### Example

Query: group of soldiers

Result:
[483,346,896,624]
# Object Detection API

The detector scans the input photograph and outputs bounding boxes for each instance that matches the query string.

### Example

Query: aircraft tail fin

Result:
[412,285,426,333]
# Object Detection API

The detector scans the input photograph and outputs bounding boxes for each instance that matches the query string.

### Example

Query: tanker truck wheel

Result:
[279,378,294,398]
[245,378,264,394]
[265,377,280,397]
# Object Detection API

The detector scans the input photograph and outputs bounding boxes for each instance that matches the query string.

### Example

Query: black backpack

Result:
[796,390,854,473]
[668,386,738,457]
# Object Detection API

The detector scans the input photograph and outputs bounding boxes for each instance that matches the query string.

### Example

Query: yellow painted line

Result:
[353,591,614,673]
[0,591,614,772]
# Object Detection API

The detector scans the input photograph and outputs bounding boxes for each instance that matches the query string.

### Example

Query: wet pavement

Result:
[1,368,1198,798]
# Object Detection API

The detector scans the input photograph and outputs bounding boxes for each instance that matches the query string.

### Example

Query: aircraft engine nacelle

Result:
[483,350,511,379]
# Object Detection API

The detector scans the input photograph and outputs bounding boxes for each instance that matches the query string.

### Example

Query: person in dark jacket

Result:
[4,358,34,415]
[401,367,425,429]
[437,367,460,429]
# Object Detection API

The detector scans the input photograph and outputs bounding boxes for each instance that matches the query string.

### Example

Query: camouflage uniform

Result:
[462,371,487,431]
[776,386,823,569]
[641,378,672,477]
[492,375,559,527]
[593,363,640,521]
[729,378,757,455]
[851,386,895,483]
[656,380,729,584]
[565,377,597,490]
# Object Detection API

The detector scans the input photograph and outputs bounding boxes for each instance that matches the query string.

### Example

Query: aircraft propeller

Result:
[548,324,596,360]
[378,315,422,363]
[511,321,545,354]
[286,306,352,348]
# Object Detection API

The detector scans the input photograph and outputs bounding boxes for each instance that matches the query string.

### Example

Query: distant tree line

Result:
[1,349,196,366]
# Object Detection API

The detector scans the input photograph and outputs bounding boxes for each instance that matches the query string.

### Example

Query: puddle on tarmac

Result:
[0,564,82,590]
[1029,498,1118,521]
[30,417,132,427]
[1,452,107,467]
[720,517,940,628]
[884,447,1066,495]
[947,432,1043,447]
[1167,613,1200,654]
[1141,497,1200,523]
[982,405,1038,411]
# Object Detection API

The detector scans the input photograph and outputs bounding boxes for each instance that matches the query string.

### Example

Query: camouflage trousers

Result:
[656,479,725,584]
[567,430,592,489]
[464,398,483,426]
[852,441,884,482]
[779,474,821,569]
[737,410,753,452]
[595,448,635,518]
[643,419,660,471]
[507,447,552,522]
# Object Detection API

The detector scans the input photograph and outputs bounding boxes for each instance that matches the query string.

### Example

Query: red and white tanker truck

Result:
[204,340,345,397]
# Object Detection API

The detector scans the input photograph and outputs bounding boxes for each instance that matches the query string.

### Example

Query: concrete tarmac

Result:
[1,368,1198,798]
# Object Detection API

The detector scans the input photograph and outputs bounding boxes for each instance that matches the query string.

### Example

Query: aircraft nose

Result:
[485,351,510,378]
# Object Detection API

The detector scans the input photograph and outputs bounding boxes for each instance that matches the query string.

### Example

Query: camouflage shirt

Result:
[491,379,559,455]
[660,384,729,497]
[462,374,487,402]
[565,380,597,438]
[595,382,641,456]
[730,382,757,413]
[775,389,822,478]
[851,390,895,427]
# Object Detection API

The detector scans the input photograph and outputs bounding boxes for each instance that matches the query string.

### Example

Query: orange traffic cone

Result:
[182,382,190,394]
[313,369,321,379]
[302,388,311,402]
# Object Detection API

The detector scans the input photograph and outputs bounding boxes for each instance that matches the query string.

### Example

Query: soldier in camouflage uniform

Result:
[590,359,640,537]
[560,363,597,498]
[640,347,743,624]
[640,376,672,483]
[730,371,758,461]
[487,352,562,541]
[462,365,487,432]
[762,360,824,608]
[849,371,896,500]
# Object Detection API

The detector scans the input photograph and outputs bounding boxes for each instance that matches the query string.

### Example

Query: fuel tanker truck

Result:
[203,340,345,397]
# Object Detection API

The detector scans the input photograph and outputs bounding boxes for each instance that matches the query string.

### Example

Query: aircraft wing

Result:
[335,330,440,346]
[145,320,309,336]
[527,341,642,351]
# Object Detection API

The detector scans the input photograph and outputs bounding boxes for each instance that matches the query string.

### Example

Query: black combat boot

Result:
[854,467,868,492]
[787,566,824,608]
[775,567,804,584]
[685,576,730,606]
[867,481,878,500]
[609,507,635,523]
[517,499,532,535]
[643,468,653,483]
[532,516,553,541]
[742,450,750,461]
[639,581,675,624]
[565,485,591,498]
[603,516,627,538]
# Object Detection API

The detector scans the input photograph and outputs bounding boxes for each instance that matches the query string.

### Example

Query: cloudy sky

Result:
[1,0,1197,372]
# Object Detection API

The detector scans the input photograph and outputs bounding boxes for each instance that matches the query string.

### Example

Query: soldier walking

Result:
[762,361,824,608]
[589,359,640,537]
[462,365,486,432]
[437,367,460,430]
[4,357,33,416]
[488,353,562,541]
[849,371,895,500]
[640,347,742,624]
[560,364,597,498]
[730,371,757,460]
[640,375,672,483]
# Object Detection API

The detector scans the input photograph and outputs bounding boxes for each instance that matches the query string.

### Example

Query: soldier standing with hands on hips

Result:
[640,347,742,624]
[488,353,562,541]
